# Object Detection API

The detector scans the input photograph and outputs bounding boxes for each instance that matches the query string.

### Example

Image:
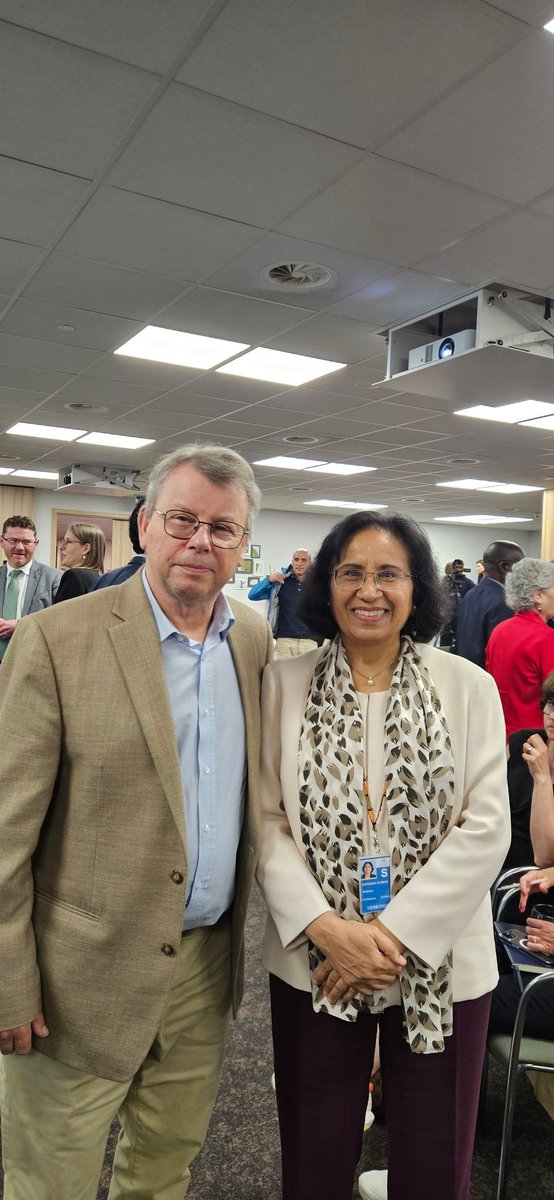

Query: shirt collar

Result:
[6,560,32,578]
[141,570,235,646]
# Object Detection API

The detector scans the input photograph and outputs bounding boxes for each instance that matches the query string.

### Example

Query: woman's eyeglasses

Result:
[540,699,554,714]
[332,565,412,592]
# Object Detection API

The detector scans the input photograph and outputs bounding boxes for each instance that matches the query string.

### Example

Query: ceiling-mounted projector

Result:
[57,464,142,492]
[408,328,475,370]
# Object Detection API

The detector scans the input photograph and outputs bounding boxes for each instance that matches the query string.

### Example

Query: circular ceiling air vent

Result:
[282,434,320,445]
[288,485,314,493]
[64,401,108,414]
[262,262,336,290]
[447,456,481,465]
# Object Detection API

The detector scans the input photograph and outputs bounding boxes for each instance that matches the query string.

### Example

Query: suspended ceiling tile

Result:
[159,287,314,345]
[379,36,554,205]
[107,84,359,226]
[0,0,216,72]
[417,210,554,292]
[0,239,44,292]
[0,363,74,393]
[58,187,260,282]
[178,0,522,146]
[1,301,142,354]
[0,331,103,373]
[23,254,187,323]
[0,157,91,246]
[266,313,380,364]
[279,155,510,266]
[329,270,469,328]
[0,24,158,176]
[84,356,200,388]
[53,377,163,407]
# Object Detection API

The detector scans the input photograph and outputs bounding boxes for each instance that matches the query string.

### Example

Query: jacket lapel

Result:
[108,577,187,851]
[22,562,39,615]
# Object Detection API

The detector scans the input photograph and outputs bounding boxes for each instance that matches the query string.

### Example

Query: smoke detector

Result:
[262,262,335,290]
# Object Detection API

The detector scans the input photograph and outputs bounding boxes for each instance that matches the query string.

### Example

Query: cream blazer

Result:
[0,572,273,1081]
[257,643,511,1003]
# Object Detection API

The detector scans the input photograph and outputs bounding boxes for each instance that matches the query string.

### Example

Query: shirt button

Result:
[204,824,210,832]
[204,766,210,774]
[170,870,184,885]
[161,943,176,956]
[203,708,209,716]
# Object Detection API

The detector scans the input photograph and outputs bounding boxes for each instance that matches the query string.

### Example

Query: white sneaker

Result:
[358,1169,388,1200]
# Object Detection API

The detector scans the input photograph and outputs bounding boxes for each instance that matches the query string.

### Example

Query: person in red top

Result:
[486,558,554,738]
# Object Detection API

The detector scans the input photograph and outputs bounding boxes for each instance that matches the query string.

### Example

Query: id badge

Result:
[359,855,391,914]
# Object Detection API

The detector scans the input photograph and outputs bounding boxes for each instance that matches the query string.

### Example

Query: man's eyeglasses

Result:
[2,536,37,548]
[540,699,554,715]
[333,565,412,592]
[155,509,248,549]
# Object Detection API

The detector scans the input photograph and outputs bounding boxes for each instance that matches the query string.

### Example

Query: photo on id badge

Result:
[359,855,391,914]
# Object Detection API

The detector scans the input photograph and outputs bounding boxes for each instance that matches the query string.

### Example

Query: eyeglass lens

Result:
[161,510,245,548]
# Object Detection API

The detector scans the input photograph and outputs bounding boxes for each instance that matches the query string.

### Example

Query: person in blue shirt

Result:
[455,540,524,668]
[248,547,321,657]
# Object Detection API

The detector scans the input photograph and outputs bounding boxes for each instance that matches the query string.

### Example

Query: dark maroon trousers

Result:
[270,974,490,1200]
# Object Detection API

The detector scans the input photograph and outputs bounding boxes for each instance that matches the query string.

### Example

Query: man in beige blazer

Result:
[0,444,273,1200]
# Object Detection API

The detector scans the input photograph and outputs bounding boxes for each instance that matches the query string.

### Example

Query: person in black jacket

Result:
[54,522,105,603]
[455,540,524,667]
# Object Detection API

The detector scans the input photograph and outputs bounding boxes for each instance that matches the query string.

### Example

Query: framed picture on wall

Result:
[250,543,261,559]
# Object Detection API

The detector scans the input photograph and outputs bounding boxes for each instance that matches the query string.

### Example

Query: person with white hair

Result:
[486,557,554,738]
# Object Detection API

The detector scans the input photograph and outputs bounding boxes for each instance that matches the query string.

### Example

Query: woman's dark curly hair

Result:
[297,511,447,643]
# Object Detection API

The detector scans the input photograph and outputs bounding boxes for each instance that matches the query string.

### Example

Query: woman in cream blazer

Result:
[257,511,510,1200]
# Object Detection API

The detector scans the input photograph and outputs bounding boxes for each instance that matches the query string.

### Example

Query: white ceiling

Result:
[2,0,554,528]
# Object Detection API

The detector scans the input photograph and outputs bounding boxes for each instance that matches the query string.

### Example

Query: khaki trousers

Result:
[274,637,318,659]
[0,917,231,1200]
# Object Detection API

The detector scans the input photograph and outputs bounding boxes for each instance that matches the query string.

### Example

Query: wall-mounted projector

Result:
[408,329,476,370]
[57,464,142,493]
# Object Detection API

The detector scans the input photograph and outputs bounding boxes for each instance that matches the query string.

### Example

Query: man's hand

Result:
[0,1013,49,1055]
[0,617,17,640]
[526,916,554,956]
[268,571,285,584]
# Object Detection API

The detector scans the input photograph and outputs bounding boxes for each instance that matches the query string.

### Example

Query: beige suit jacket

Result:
[257,643,511,1004]
[0,571,273,1080]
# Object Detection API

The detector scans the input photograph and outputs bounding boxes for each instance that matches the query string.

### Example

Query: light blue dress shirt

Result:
[142,572,246,929]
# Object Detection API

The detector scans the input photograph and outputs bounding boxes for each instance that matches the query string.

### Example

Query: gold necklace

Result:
[350,653,399,687]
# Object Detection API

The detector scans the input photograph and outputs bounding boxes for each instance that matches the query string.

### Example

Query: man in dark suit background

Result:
[0,514,62,661]
[93,497,145,590]
[455,540,524,668]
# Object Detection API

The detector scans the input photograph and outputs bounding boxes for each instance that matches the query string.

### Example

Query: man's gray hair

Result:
[505,557,554,612]
[144,443,262,528]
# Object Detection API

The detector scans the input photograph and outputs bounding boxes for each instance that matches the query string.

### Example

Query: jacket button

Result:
[161,943,175,956]
[170,870,184,884]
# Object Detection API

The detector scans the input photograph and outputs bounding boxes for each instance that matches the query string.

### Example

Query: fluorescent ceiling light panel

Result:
[7,422,86,440]
[11,469,58,480]
[520,415,554,432]
[544,18,554,33]
[456,400,554,423]
[77,432,154,449]
[434,514,532,525]
[0,468,14,475]
[254,456,325,469]
[437,478,542,494]
[306,463,375,476]
[217,348,346,386]
[115,326,249,369]
[304,499,387,510]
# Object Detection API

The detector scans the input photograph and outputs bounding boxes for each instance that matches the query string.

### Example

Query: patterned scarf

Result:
[298,635,455,1053]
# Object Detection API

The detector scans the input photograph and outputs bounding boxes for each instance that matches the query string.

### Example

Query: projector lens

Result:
[438,337,455,359]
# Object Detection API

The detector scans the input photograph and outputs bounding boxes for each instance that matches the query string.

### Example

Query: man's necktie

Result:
[0,569,23,661]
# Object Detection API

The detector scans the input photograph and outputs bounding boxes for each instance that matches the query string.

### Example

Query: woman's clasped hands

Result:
[306,911,406,1006]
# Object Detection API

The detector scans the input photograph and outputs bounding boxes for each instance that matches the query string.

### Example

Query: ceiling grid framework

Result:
[0,0,553,525]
